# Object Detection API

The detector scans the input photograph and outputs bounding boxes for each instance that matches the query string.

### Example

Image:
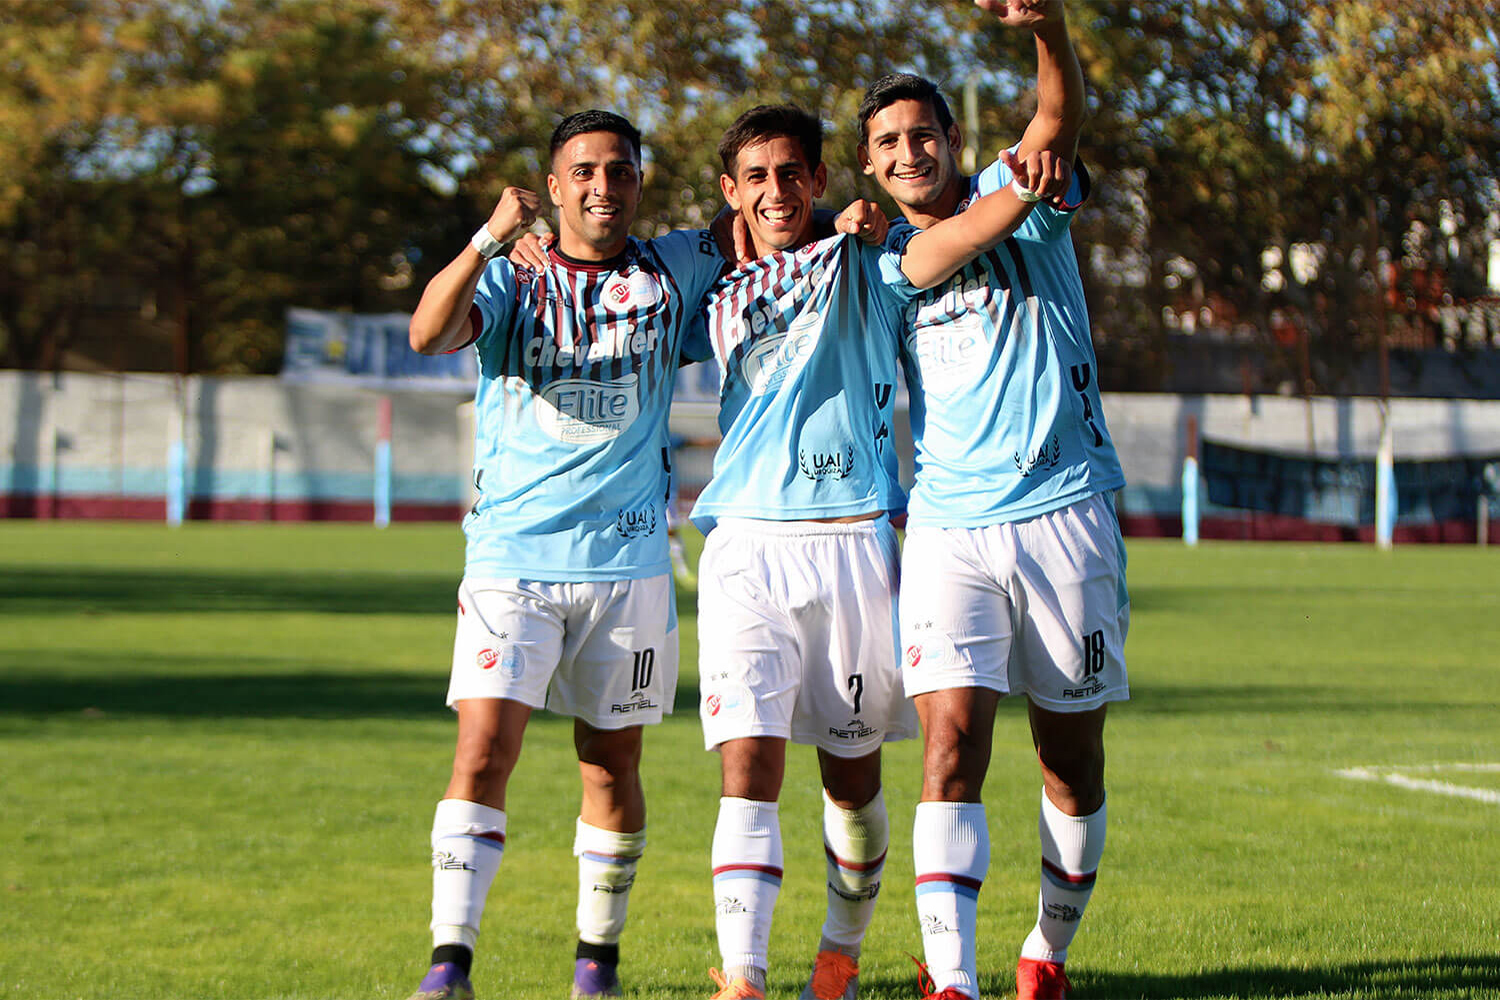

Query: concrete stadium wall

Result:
[0,372,470,520]
[4,371,1498,539]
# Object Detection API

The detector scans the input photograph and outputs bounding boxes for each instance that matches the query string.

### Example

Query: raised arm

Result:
[899,148,1066,289]
[978,0,1086,194]
[409,186,541,355]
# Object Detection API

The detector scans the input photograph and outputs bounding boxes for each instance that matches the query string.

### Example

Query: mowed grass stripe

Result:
[1,523,1496,999]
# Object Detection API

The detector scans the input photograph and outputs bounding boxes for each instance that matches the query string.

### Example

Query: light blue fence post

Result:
[1375,405,1395,550]
[1182,414,1200,546]
[165,379,187,526]
[1182,457,1200,546]
[374,396,392,528]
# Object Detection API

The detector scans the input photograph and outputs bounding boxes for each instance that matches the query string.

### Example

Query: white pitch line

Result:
[1335,766,1500,805]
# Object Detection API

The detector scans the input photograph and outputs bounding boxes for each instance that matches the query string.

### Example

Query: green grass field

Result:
[2,523,1497,1000]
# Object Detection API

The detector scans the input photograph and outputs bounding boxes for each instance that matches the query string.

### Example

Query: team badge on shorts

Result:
[703,682,753,721]
[476,645,524,679]
[904,632,959,670]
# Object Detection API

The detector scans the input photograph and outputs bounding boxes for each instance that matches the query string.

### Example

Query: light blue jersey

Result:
[887,153,1125,527]
[688,233,906,532]
[464,230,723,581]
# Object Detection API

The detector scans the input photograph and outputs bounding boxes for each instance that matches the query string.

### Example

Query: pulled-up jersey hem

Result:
[905,478,1125,529]
[461,557,672,584]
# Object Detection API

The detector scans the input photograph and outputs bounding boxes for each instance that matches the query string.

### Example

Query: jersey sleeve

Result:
[978,145,1090,243]
[682,297,716,365]
[648,228,727,315]
[871,224,923,305]
[471,259,521,362]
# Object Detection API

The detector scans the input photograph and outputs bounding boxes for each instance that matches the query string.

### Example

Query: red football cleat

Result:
[1015,958,1071,1000]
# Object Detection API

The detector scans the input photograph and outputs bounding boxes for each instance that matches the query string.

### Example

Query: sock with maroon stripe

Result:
[429,799,507,951]
[711,797,780,988]
[574,819,646,946]
[818,787,888,956]
[1020,792,1106,964]
[912,801,988,999]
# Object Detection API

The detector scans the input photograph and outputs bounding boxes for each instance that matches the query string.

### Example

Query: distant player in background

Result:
[404,110,724,1000]
[856,2,1128,998]
[692,103,1057,1000]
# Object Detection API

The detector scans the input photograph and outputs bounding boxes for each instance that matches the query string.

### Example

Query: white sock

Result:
[429,799,507,950]
[712,797,782,978]
[912,801,988,999]
[1021,792,1106,964]
[819,788,889,955]
[574,819,646,946]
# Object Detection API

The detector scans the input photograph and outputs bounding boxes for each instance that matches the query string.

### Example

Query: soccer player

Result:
[403,109,725,1000]
[856,3,1128,999]
[693,104,1055,1000]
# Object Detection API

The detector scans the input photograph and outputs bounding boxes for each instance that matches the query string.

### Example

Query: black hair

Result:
[549,110,642,164]
[717,104,823,175]
[856,73,956,141]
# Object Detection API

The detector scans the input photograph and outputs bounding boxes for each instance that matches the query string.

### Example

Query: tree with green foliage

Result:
[1,0,1496,387]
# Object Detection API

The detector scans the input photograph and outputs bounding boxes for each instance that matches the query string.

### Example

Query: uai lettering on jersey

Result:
[615,503,658,538]
[536,373,641,443]
[799,445,856,482]
[1015,434,1063,477]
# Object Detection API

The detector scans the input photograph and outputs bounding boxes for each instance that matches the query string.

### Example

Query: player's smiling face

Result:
[859,98,963,214]
[720,135,828,257]
[547,131,642,260]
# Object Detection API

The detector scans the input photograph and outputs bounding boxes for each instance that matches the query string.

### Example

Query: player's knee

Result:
[820,762,882,810]
[578,753,641,794]
[922,724,992,798]
[1037,742,1105,812]
[451,733,519,787]
[577,728,643,775]
[577,733,643,798]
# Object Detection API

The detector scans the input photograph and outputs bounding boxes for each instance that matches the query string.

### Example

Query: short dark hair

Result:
[857,73,955,141]
[717,104,823,176]
[550,110,642,165]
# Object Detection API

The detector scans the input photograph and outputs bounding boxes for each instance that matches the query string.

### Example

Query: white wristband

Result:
[470,224,504,259]
[1011,178,1042,203]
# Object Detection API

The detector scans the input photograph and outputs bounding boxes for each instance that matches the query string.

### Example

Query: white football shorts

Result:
[900,492,1130,711]
[697,516,917,757]
[447,574,677,729]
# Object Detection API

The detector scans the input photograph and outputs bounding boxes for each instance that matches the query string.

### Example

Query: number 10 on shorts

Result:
[631,648,655,691]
